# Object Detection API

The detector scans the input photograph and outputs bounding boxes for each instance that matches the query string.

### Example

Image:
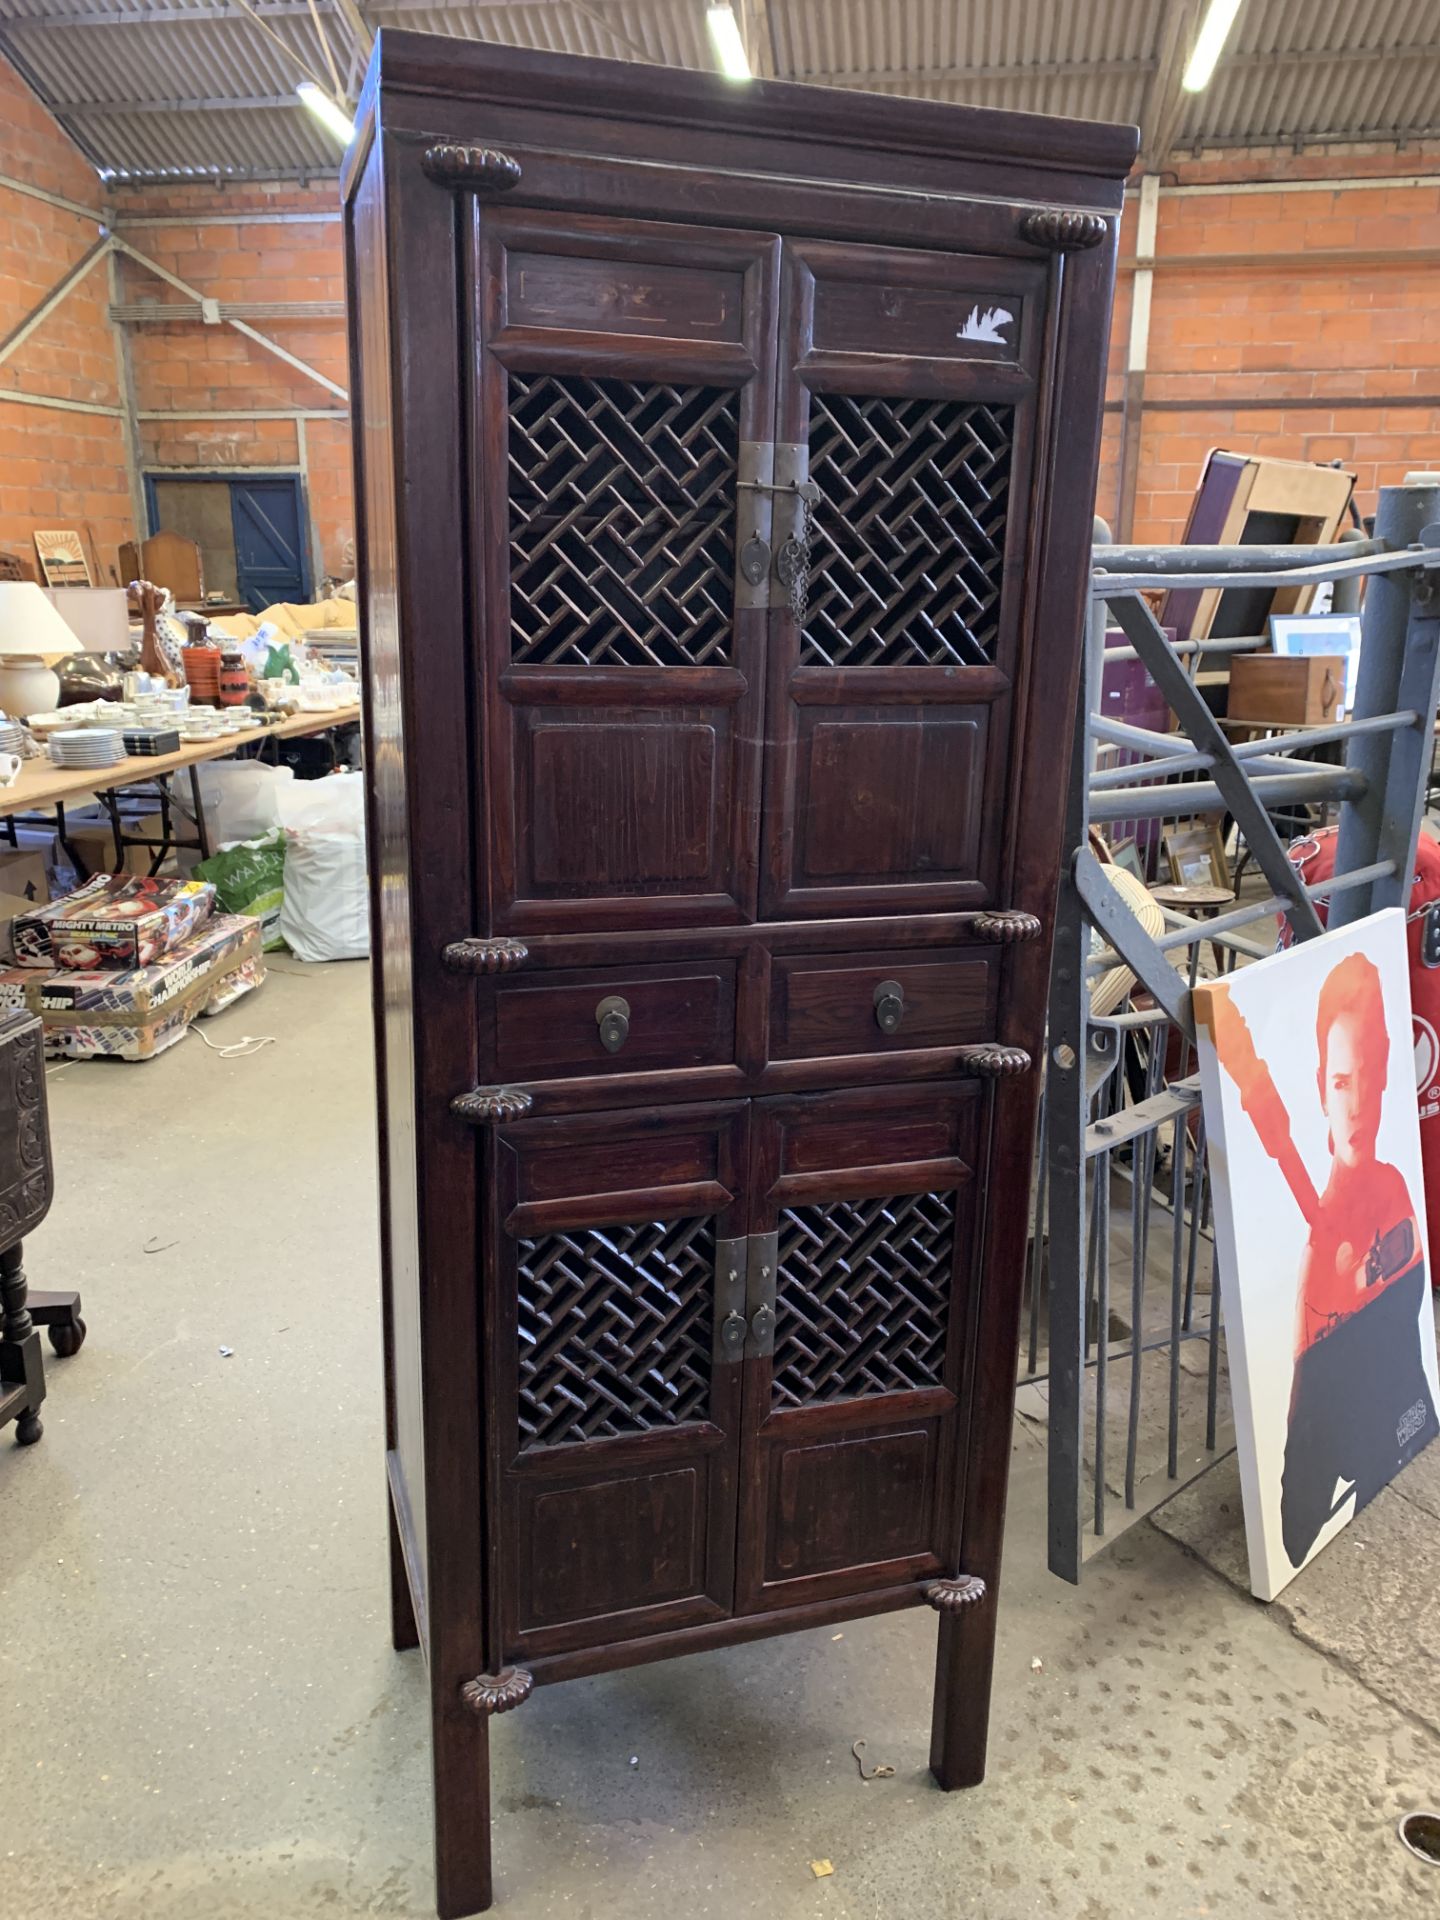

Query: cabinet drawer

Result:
[491,961,737,1082]
[770,950,994,1061]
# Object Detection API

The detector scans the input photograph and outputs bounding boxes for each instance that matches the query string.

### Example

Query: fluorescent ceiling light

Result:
[1182,0,1244,93]
[706,4,753,81]
[296,81,355,146]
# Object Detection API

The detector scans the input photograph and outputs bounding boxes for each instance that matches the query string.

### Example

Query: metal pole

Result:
[1044,522,1107,1583]
[1329,472,1440,929]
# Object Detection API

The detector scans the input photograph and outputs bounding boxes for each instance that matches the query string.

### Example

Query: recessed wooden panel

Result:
[767,1425,936,1581]
[771,950,992,1060]
[513,1124,723,1206]
[521,713,723,893]
[812,277,1026,362]
[796,712,985,885]
[522,1466,705,1627]
[506,250,746,341]
[493,962,736,1082]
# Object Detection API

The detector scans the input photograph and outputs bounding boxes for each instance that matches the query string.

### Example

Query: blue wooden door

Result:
[231,478,310,612]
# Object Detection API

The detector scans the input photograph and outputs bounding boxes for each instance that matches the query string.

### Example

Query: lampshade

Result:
[0,580,85,662]
[43,585,130,654]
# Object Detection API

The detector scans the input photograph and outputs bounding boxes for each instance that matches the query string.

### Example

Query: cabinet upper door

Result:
[760,236,1053,919]
[472,209,779,934]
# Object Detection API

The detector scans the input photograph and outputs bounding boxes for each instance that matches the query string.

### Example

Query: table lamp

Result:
[0,580,84,717]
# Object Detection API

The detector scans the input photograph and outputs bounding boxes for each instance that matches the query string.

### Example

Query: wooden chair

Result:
[139,531,204,606]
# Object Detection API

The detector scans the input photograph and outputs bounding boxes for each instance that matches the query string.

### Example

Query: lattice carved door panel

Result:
[477,211,778,933]
[759,236,1048,921]
[771,1192,954,1410]
[508,374,740,670]
[516,1215,717,1450]
[802,395,1014,671]
[735,1084,980,1613]
[491,1102,748,1658]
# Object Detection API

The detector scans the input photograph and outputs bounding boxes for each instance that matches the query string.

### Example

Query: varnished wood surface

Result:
[347,33,1135,1916]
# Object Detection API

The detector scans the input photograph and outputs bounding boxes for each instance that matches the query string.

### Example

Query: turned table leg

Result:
[0,1239,45,1446]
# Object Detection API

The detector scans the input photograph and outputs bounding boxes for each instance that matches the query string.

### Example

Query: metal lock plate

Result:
[714,1238,748,1362]
[874,978,905,1034]
[745,1230,778,1358]
[596,994,630,1054]
[740,536,771,586]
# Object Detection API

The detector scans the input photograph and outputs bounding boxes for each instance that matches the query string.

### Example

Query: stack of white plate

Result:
[49,728,124,769]
[0,719,24,757]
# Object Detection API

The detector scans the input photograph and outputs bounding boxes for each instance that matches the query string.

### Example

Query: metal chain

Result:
[778,479,819,627]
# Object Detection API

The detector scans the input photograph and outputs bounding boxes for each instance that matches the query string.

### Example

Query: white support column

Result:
[1115,172,1160,540]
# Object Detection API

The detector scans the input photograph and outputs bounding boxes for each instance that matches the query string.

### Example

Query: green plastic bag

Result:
[195,830,287,951]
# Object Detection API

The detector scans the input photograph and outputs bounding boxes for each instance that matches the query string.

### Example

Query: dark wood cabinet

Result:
[344,33,1135,1916]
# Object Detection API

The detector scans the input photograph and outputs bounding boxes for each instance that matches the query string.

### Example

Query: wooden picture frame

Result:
[1159,454,1356,694]
[33,530,92,589]
[1165,816,1229,890]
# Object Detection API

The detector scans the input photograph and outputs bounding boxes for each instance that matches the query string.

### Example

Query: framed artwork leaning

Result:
[1195,909,1440,1600]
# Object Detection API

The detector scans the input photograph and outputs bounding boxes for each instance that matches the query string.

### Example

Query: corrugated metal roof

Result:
[0,0,1435,183]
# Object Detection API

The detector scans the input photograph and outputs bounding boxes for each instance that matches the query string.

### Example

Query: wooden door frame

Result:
[143,468,315,604]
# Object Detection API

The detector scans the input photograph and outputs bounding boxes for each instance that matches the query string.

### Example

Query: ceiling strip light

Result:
[706,5,753,82]
[1182,0,1244,93]
[296,81,355,146]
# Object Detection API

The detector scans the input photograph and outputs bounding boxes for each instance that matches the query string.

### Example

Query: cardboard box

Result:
[0,850,50,939]
[0,913,263,1060]
[64,815,176,883]
[1228,653,1345,728]
[13,874,215,970]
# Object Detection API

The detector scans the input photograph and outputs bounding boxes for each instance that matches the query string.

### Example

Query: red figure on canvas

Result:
[1209,951,1438,1569]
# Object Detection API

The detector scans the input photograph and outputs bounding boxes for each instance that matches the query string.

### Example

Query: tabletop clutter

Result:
[0,581,369,1058]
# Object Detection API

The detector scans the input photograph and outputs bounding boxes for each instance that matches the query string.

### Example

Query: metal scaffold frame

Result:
[1034,473,1440,1584]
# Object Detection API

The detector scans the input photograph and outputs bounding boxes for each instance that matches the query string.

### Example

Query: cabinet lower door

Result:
[488,1102,749,1661]
[735,1083,981,1613]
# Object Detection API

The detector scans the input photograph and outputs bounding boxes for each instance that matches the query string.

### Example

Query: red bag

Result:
[1282,825,1440,1292]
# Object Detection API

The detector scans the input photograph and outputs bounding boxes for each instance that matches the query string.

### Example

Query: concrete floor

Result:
[3,958,1439,1919]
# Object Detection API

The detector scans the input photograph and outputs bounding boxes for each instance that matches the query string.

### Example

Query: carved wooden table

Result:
[345,32,1136,1916]
[0,1009,54,1447]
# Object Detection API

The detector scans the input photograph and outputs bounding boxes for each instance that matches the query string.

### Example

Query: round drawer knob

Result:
[874,979,905,1034]
[596,995,631,1054]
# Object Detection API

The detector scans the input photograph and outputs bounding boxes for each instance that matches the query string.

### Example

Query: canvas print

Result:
[1194,908,1440,1600]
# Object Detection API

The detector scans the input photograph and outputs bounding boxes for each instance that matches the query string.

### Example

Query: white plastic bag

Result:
[276,769,365,837]
[192,760,294,845]
[278,829,369,961]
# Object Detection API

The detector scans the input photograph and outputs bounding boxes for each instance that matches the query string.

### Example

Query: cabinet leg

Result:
[927,1583,994,1790]
[389,1489,420,1653]
[433,1696,493,1918]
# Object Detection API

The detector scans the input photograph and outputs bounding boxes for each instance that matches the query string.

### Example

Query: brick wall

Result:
[4,40,1439,593]
[109,177,352,577]
[0,57,134,582]
[1101,144,1440,544]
